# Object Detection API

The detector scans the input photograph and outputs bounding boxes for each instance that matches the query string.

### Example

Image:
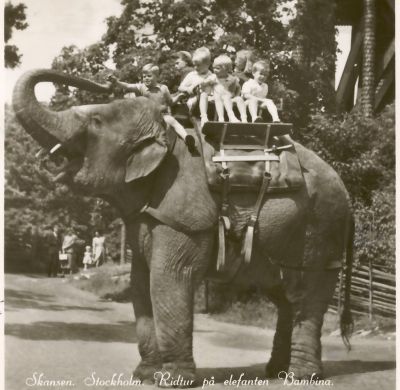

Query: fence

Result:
[330,261,396,318]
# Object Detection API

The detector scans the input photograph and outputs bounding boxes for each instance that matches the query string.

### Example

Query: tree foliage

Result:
[4,1,28,68]
[4,105,119,269]
[52,0,337,126]
[304,104,395,268]
[6,0,395,272]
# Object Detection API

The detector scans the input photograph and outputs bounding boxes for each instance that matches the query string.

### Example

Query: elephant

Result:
[13,69,354,387]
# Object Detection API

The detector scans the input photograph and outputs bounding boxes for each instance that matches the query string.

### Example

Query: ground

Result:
[5,273,396,390]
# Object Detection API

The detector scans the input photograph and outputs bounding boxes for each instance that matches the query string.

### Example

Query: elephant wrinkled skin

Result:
[13,70,354,387]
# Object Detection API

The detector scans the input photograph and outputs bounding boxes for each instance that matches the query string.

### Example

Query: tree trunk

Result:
[120,221,126,265]
[361,0,376,117]
[292,0,306,67]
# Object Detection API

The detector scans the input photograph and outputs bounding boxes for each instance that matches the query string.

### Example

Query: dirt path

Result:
[5,274,395,390]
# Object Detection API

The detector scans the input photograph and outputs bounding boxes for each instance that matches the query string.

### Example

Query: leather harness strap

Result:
[242,160,272,264]
[216,124,231,271]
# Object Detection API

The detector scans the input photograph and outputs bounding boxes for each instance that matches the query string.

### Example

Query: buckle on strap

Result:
[247,215,258,227]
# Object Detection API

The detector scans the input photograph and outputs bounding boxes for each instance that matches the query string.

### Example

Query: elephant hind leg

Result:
[288,268,340,379]
[265,286,293,378]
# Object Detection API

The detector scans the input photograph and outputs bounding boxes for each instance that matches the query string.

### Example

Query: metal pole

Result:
[120,221,126,265]
[204,280,209,313]
[368,257,373,320]
[368,213,375,320]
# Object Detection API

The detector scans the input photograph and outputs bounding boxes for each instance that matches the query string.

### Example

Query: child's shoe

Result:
[185,135,196,152]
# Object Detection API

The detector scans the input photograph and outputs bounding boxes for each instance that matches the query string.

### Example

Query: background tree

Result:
[4,104,120,271]
[4,1,28,68]
[6,0,394,273]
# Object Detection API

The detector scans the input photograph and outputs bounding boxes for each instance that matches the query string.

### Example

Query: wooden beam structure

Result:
[383,0,394,13]
[335,0,394,114]
[336,24,363,110]
[376,38,394,79]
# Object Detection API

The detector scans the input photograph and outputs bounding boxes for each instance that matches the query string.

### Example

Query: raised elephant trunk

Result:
[12,69,111,151]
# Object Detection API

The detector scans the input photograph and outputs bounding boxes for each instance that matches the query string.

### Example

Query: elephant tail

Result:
[340,213,355,351]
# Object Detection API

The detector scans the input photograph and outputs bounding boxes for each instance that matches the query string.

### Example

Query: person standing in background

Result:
[62,227,78,273]
[92,231,106,267]
[44,225,61,277]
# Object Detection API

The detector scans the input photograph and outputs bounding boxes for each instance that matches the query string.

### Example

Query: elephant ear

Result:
[125,139,168,183]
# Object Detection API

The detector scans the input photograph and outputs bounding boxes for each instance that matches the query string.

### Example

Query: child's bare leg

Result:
[261,99,281,122]
[222,95,239,122]
[164,114,195,150]
[214,94,226,122]
[233,96,248,123]
[163,114,187,139]
[247,98,260,122]
[199,92,209,127]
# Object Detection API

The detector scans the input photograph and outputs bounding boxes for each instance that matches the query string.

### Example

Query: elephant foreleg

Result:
[131,255,162,383]
[288,268,339,378]
[150,225,212,387]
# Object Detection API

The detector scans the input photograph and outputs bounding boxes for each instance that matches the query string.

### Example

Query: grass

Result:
[70,264,395,337]
[208,295,395,337]
[70,263,132,302]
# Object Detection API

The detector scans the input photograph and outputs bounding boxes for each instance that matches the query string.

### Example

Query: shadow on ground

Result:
[5,288,110,312]
[5,321,137,342]
[197,360,395,383]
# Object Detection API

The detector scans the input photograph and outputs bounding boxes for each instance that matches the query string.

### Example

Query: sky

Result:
[4,0,351,102]
[5,0,122,102]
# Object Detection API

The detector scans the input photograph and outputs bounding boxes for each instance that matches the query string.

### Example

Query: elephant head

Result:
[12,69,170,215]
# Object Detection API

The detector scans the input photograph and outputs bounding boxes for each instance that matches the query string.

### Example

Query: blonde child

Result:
[211,54,247,123]
[82,246,92,270]
[242,60,280,123]
[109,64,194,147]
[178,47,214,127]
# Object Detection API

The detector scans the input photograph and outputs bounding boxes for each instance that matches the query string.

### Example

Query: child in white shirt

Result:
[211,54,247,123]
[178,47,214,127]
[83,246,92,270]
[242,60,280,123]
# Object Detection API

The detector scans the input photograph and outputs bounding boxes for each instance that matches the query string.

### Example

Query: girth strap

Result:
[217,216,230,270]
[216,125,232,270]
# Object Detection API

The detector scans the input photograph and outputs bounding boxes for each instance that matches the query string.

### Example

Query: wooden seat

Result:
[201,121,292,150]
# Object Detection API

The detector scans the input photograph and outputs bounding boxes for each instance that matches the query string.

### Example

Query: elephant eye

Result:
[91,115,102,127]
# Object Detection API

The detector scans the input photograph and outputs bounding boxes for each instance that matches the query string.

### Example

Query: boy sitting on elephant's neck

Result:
[109,64,195,149]
[177,47,215,128]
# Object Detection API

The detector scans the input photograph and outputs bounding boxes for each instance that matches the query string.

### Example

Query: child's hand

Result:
[202,77,214,87]
[188,85,199,95]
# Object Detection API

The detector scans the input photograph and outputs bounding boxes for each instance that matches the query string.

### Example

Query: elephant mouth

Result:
[37,142,84,183]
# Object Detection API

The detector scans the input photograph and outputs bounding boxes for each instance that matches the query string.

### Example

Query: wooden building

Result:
[335,0,395,112]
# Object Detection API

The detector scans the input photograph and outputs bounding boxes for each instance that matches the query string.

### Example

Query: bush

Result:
[354,184,395,270]
[303,104,395,204]
[302,104,395,271]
